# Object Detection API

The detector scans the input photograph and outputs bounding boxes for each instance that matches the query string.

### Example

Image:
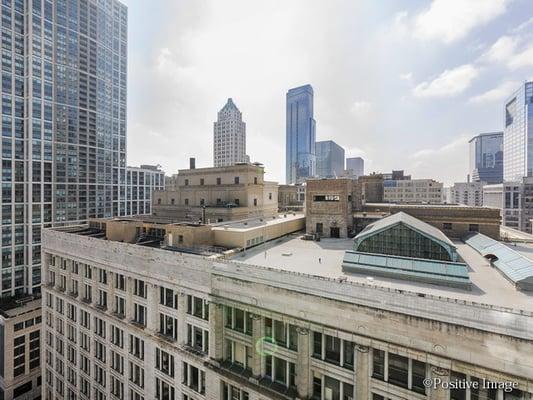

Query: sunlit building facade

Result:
[503,82,533,181]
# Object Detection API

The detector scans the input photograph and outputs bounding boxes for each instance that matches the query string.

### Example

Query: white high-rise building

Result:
[213,98,247,167]
[450,182,484,207]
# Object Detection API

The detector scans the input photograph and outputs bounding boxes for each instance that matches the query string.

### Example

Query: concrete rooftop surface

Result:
[232,234,533,312]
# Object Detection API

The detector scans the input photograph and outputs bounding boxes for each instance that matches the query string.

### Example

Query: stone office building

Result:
[305,178,354,238]
[41,222,533,400]
[154,163,278,223]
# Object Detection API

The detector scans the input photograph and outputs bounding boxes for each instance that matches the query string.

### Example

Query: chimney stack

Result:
[190,157,196,170]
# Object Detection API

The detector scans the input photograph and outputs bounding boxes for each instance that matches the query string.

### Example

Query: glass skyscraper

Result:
[1,0,127,296]
[346,157,364,177]
[503,81,533,181]
[316,140,345,178]
[468,132,503,184]
[286,84,316,184]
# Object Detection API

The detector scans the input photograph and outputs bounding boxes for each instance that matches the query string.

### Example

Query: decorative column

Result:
[177,292,188,345]
[251,314,263,377]
[108,272,116,315]
[208,303,224,361]
[430,366,450,400]
[125,276,134,321]
[355,345,370,400]
[296,327,312,399]
[147,283,159,333]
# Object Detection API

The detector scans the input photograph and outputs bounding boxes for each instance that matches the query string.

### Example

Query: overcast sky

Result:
[121,0,532,186]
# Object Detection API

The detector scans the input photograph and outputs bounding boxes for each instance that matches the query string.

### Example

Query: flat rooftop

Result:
[231,235,533,312]
[211,213,304,231]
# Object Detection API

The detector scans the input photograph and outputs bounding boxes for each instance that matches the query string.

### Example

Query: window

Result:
[234,176,239,184]
[225,306,252,335]
[155,377,175,400]
[222,382,249,400]
[325,335,341,364]
[155,348,175,377]
[133,303,146,326]
[129,335,144,360]
[372,349,385,380]
[217,177,221,185]
[159,313,178,340]
[115,273,126,290]
[187,295,208,320]
[182,362,205,394]
[200,178,204,185]
[111,325,124,348]
[388,353,409,388]
[443,222,452,230]
[129,361,145,388]
[187,324,209,353]
[160,287,178,309]
[134,279,147,298]
[469,224,479,232]
[412,360,427,394]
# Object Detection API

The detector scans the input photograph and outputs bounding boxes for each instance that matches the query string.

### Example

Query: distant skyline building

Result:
[346,157,364,177]
[214,98,247,167]
[503,81,533,181]
[469,132,503,184]
[316,140,345,178]
[125,165,165,216]
[286,85,316,184]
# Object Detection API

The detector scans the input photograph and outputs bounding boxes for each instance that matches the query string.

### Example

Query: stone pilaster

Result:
[147,283,159,332]
[430,366,450,400]
[251,314,263,377]
[296,327,312,399]
[355,345,370,400]
[208,303,224,361]
[125,276,134,321]
[177,292,188,345]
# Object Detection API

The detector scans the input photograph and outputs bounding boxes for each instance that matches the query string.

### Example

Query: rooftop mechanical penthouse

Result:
[40,222,533,400]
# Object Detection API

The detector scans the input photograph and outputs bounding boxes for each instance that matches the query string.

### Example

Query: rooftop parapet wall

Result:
[43,229,533,341]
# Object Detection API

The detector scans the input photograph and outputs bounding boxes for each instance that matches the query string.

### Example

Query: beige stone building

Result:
[154,164,278,223]
[383,179,443,204]
[89,213,305,253]
[41,224,533,400]
[278,184,305,212]
[0,298,42,400]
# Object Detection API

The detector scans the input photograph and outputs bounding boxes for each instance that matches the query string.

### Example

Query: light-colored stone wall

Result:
[41,229,533,400]
[0,300,42,400]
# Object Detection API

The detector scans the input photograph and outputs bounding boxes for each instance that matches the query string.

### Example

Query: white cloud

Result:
[409,135,470,184]
[350,101,373,117]
[507,43,533,69]
[482,35,519,63]
[399,72,413,82]
[468,81,519,104]
[413,64,479,98]
[413,0,509,44]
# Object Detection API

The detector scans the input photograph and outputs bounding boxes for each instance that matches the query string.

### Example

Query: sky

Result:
[121,0,533,186]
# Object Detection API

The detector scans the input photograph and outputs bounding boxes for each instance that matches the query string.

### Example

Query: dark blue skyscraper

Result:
[286,85,316,184]
[469,132,503,184]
